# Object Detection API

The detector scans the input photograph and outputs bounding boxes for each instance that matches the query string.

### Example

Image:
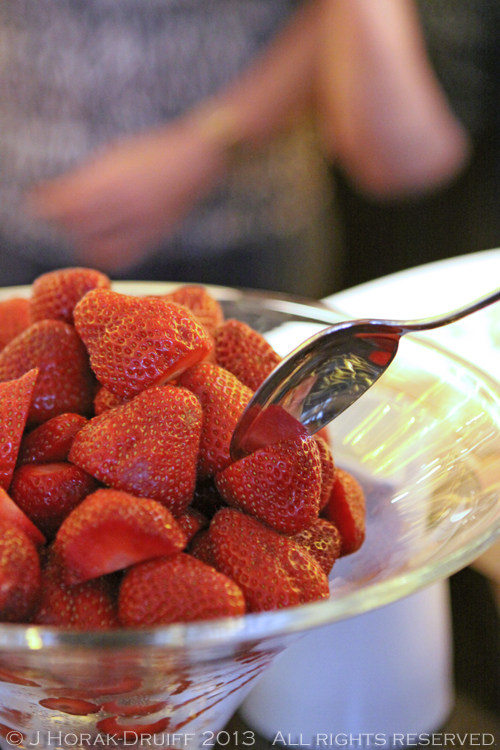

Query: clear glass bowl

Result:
[1,281,500,749]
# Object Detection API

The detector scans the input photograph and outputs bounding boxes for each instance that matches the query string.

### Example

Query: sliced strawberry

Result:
[179,363,253,477]
[163,285,224,337]
[18,413,88,465]
[0,320,95,427]
[30,267,110,325]
[176,508,208,543]
[189,530,216,567]
[54,488,187,583]
[73,289,213,399]
[0,486,46,546]
[69,386,202,516]
[100,699,167,717]
[118,552,245,626]
[0,523,41,622]
[39,697,101,715]
[0,298,30,351]
[293,518,341,575]
[215,436,322,535]
[96,716,170,739]
[207,508,329,612]
[214,319,281,391]
[34,548,118,629]
[322,469,366,556]
[0,368,38,489]
[231,403,309,459]
[10,462,98,539]
[314,434,335,511]
[93,386,127,416]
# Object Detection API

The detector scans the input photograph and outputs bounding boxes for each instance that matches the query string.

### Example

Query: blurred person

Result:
[334,0,500,289]
[0,0,468,294]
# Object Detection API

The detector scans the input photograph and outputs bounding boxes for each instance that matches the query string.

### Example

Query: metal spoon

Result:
[230,286,500,460]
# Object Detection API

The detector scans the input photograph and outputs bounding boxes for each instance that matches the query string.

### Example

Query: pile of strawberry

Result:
[0,268,366,629]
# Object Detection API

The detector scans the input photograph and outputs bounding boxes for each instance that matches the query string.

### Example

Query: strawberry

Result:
[231,403,309,459]
[214,319,281,391]
[96,717,170,739]
[0,298,30,351]
[207,508,329,612]
[9,462,98,539]
[163,285,224,337]
[18,413,88,465]
[118,552,245,626]
[29,267,110,325]
[0,523,41,622]
[39,698,101,715]
[54,488,187,583]
[0,320,95,427]
[189,530,216,567]
[215,436,322,535]
[93,386,127,416]
[34,548,118,629]
[99,699,167,717]
[73,289,213,399]
[293,518,341,575]
[176,508,208,543]
[322,469,366,556]
[0,369,38,489]
[69,386,202,516]
[179,363,253,477]
[0,486,46,546]
[314,435,335,511]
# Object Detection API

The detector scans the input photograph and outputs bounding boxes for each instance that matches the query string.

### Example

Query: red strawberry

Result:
[54,488,187,583]
[231,403,309,459]
[93,386,127,416]
[322,469,366,556]
[0,320,95,427]
[176,508,208,543]
[0,369,38,489]
[293,518,341,575]
[10,462,98,539]
[96,717,170,739]
[215,436,322,534]
[29,267,110,325]
[0,523,41,622]
[314,435,335,511]
[179,363,253,477]
[118,552,245,626]
[73,289,213,399]
[163,285,224,337]
[99,699,167,717]
[39,698,101,715]
[0,486,46,546]
[0,298,30,351]
[207,508,329,612]
[189,529,217,566]
[18,413,87,465]
[69,386,202,516]
[34,548,118,629]
[214,319,281,391]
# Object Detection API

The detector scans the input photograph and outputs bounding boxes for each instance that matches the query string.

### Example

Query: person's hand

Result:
[26,117,231,272]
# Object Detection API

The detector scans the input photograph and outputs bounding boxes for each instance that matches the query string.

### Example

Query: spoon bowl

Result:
[230,286,500,459]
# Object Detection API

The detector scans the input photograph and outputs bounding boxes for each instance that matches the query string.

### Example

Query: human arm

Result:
[316,0,470,197]
[27,0,470,272]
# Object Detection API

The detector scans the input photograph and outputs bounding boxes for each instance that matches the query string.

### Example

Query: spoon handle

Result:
[401,286,500,333]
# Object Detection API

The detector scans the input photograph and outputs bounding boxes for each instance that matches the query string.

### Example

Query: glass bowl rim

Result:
[0,280,499,651]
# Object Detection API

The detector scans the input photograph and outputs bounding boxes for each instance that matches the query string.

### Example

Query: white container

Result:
[240,580,453,747]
